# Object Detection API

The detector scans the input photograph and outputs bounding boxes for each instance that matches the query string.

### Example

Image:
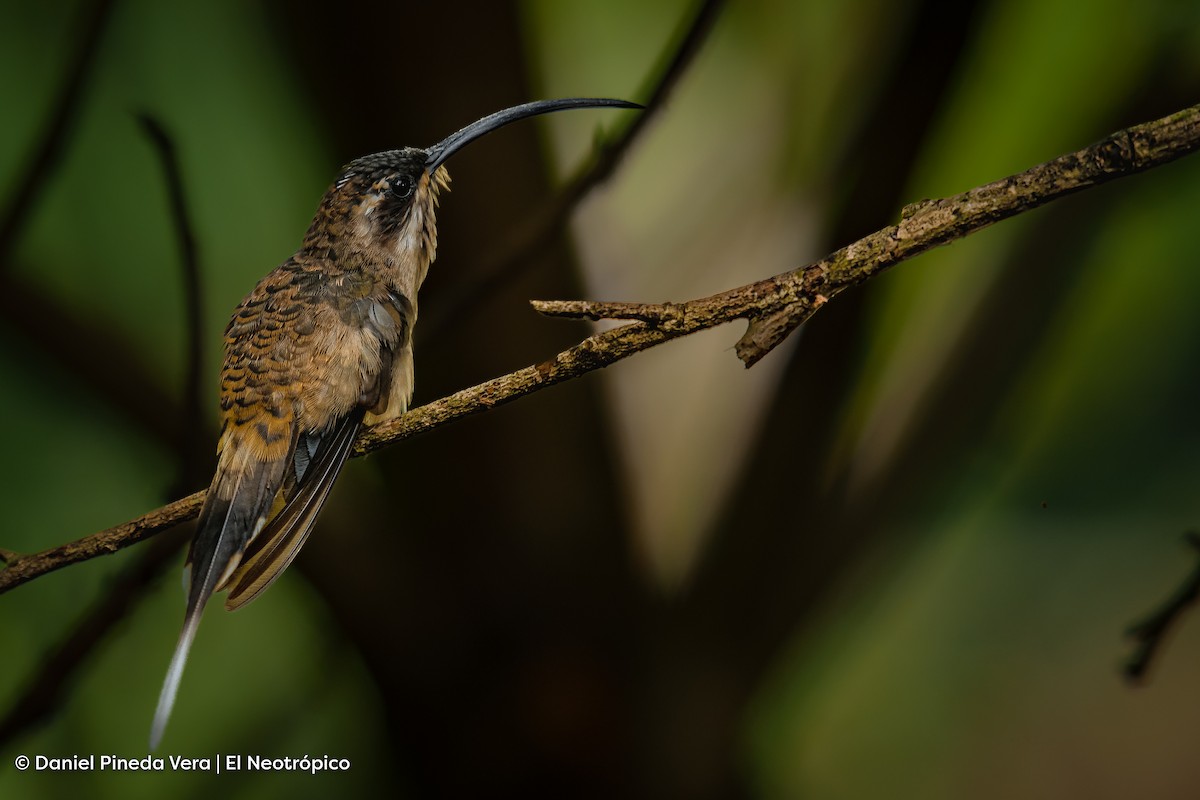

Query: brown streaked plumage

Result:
[149,98,641,749]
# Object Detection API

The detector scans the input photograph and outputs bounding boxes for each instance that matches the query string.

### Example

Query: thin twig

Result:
[424,0,726,336]
[1124,531,1200,683]
[3,103,1197,595]
[0,0,117,268]
[532,299,689,326]
[137,114,207,485]
[0,9,194,455]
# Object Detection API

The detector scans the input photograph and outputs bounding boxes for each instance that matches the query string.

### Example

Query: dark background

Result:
[3,0,1200,797]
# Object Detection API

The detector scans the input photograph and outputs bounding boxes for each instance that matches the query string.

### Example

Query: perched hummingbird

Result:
[150,98,640,748]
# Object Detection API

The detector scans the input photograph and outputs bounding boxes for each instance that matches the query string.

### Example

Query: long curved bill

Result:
[424,98,642,173]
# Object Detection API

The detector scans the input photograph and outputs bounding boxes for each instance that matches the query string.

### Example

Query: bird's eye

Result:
[388,175,415,200]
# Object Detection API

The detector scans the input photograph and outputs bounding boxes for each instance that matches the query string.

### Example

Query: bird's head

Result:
[302,98,641,277]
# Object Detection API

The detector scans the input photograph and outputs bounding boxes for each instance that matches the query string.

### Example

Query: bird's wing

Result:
[220,280,414,611]
[222,405,364,610]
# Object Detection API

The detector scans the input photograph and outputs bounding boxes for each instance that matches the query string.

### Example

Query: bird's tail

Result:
[149,454,282,750]
[150,601,204,750]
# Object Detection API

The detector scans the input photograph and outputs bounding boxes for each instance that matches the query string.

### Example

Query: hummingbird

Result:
[150,98,640,748]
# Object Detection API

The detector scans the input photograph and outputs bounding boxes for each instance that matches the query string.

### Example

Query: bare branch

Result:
[137,113,210,485]
[0,0,117,268]
[1124,531,1200,683]
[0,2,173,449]
[0,492,202,593]
[2,102,1197,596]
[531,299,689,326]
[732,107,1200,365]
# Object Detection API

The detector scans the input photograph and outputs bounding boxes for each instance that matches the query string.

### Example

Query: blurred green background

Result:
[3,0,1200,797]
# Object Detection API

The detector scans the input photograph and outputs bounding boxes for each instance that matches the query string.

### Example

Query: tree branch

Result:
[730,105,1200,366]
[137,113,209,487]
[2,102,1197,596]
[0,492,202,593]
[0,0,116,268]
[1124,531,1200,683]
